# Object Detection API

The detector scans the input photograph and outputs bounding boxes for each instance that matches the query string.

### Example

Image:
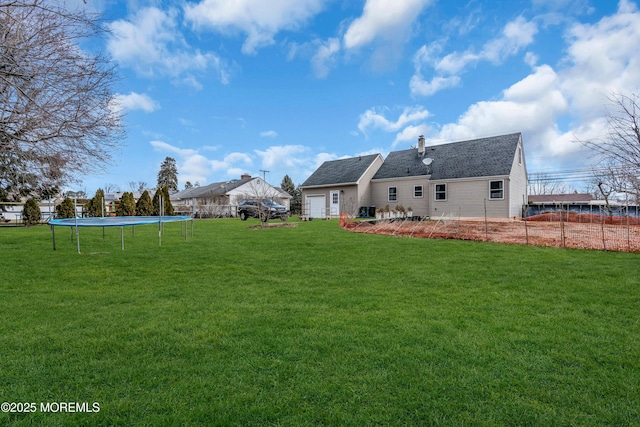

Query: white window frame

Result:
[434,183,446,201]
[414,185,423,198]
[388,186,397,202]
[489,180,504,200]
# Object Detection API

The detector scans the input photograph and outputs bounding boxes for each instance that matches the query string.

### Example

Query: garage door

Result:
[306,195,326,219]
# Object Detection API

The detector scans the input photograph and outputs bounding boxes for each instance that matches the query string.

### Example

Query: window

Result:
[388,187,397,202]
[490,180,504,199]
[435,184,446,201]
[332,192,339,204]
[414,185,423,198]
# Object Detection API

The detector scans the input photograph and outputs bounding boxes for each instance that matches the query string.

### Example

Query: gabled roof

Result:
[171,177,253,200]
[301,153,381,187]
[373,133,522,181]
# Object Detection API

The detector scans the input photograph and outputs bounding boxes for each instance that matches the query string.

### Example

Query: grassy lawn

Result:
[0,218,639,426]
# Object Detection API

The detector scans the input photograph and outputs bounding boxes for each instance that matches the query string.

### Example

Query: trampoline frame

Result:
[49,215,193,253]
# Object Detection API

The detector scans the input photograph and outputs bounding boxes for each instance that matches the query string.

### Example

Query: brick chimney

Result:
[418,135,425,155]
[241,173,251,180]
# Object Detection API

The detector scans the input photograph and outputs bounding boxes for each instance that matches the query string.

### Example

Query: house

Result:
[171,174,291,217]
[526,193,639,217]
[299,154,384,219]
[300,133,528,219]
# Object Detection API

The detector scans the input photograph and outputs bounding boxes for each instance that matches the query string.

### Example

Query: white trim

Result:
[434,183,447,201]
[388,186,397,202]
[489,179,505,200]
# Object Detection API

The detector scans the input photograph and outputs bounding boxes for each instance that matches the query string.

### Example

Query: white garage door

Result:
[306,195,326,219]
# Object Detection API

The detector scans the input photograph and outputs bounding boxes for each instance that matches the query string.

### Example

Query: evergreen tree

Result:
[85,189,106,217]
[291,184,302,215]
[116,192,136,216]
[152,188,161,215]
[55,197,75,218]
[22,198,41,225]
[184,181,193,189]
[281,175,295,196]
[136,190,153,216]
[281,174,301,214]
[162,185,175,216]
[157,157,178,191]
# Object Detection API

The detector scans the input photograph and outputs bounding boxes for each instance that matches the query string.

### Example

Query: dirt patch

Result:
[247,222,298,229]
[342,216,640,253]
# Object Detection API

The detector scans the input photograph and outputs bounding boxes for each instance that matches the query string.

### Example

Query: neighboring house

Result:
[171,174,291,217]
[526,193,639,217]
[301,133,528,219]
[299,154,384,219]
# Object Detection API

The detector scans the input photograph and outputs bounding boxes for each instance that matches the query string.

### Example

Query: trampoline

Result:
[49,215,192,253]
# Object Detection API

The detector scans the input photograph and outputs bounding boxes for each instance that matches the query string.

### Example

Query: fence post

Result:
[560,204,565,248]
[484,199,488,241]
[601,212,606,251]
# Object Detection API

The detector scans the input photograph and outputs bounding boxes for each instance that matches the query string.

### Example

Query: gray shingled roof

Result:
[301,154,381,187]
[373,133,521,180]
[171,177,253,200]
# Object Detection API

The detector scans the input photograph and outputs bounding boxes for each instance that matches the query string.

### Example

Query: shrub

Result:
[22,198,41,226]
[136,190,153,216]
[55,197,75,218]
[117,192,136,216]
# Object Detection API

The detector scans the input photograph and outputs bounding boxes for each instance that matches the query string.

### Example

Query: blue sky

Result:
[74,0,639,194]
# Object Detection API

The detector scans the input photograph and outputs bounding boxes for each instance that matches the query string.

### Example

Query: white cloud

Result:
[392,124,431,148]
[260,130,279,138]
[409,75,461,97]
[560,0,640,116]
[107,7,229,86]
[150,141,211,185]
[311,38,340,78]
[111,92,160,113]
[254,145,309,169]
[358,106,430,136]
[184,0,326,55]
[343,0,432,50]
[411,16,538,97]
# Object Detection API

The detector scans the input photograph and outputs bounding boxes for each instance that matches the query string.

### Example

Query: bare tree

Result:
[0,1,123,201]
[583,92,640,204]
[528,173,572,195]
[103,182,120,193]
[129,181,148,193]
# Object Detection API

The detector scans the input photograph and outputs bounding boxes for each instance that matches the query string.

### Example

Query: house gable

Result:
[301,154,382,188]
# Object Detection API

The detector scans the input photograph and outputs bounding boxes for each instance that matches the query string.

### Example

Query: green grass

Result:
[1,218,639,426]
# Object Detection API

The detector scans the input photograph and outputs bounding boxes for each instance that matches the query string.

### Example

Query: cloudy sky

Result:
[76,0,639,193]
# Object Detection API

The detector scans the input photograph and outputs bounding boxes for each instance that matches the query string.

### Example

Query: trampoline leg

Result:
[121,226,124,251]
[51,225,56,250]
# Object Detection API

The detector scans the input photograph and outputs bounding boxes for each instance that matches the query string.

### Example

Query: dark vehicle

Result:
[237,198,289,221]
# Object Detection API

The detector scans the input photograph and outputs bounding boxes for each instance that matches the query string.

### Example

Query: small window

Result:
[435,184,446,201]
[388,187,397,202]
[414,185,423,198]
[332,192,339,204]
[490,180,504,199]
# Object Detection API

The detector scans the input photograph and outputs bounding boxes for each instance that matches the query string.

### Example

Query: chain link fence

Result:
[341,209,640,253]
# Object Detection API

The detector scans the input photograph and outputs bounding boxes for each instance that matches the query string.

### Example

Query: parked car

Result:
[237,198,289,221]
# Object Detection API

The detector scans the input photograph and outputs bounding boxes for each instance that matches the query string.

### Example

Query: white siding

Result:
[371,176,430,217]
[508,136,528,218]
[429,178,510,218]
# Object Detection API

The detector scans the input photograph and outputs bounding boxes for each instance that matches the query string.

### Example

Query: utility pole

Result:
[259,169,269,182]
